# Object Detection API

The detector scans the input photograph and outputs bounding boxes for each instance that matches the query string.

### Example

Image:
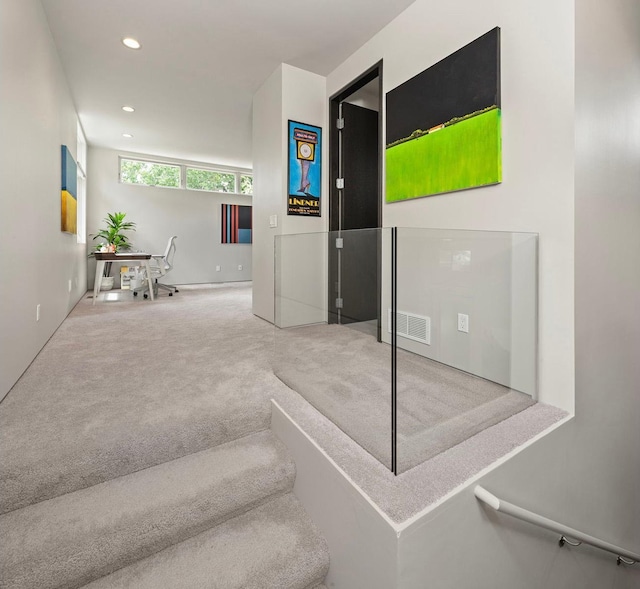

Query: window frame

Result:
[185,166,238,194]
[119,157,183,190]
[118,156,252,195]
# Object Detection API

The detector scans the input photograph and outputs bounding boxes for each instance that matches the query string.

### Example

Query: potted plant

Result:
[90,212,137,290]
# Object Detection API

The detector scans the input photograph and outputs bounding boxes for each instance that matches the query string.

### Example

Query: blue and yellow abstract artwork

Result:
[61,145,77,234]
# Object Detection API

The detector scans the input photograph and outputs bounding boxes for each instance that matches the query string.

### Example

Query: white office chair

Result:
[140,236,179,298]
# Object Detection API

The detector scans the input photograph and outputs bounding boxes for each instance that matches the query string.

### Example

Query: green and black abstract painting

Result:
[386,27,501,202]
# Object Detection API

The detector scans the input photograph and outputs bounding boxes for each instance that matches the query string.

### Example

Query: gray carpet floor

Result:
[0,283,332,589]
[0,283,281,514]
[1,282,566,528]
[275,322,534,473]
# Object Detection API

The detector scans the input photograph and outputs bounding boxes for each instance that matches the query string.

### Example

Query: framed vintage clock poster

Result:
[287,120,322,216]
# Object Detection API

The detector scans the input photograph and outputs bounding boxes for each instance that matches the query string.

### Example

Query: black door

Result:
[340,103,379,231]
[329,98,380,326]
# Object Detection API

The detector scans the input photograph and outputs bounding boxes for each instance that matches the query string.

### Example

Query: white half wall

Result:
[0,0,87,399]
[272,402,398,589]
[87,148,252,286]
[325,0,575,411]
[252,65,326,323]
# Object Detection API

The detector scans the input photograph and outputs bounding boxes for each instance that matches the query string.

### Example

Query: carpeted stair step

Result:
[81,493,330,589]
[0,285,285,515]
[0,430,295,589]
[0,377,277,515]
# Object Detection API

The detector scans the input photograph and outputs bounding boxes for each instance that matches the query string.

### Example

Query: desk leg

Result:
[93,261,105,305]
[143,261,155,301]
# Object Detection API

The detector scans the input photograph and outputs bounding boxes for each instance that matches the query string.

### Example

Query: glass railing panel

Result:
[274,228,394,470]
[275,227,538,476]
[274,231,328,329]
[392,228,538,474]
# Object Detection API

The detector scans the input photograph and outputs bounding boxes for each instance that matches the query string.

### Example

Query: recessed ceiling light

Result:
[122,133,133,138]
[122,106,135,113]
[122,37,141,50]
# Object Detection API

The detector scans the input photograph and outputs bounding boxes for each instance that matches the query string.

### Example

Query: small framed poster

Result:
[287,120,321,216]
[221,204,252,244]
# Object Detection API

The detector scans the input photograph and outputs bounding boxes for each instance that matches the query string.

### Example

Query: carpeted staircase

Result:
[0,284,329,589]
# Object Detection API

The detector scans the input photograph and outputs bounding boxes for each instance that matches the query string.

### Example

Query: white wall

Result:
[252,66,284,321]
[344,79,380,112]
[572,0,640,561]
[252,65,326,323]
[326,0,575,412]
[395,0,640,587]
[0,0,86,400]
[87,148,252,286]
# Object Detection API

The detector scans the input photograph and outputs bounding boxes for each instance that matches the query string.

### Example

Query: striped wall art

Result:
[221,204,252,244]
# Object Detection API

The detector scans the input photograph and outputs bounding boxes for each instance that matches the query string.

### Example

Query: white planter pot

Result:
[100,276,115,291]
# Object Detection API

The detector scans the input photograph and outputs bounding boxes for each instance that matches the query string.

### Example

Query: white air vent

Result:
[388,309,431,345]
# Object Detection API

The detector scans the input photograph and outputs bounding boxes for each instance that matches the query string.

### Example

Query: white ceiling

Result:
[41,0,414,169]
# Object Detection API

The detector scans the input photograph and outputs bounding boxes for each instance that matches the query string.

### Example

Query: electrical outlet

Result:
[215,265,221,272]
[36,304,41,322]
[238,265,243,271]
[457,313,469,333]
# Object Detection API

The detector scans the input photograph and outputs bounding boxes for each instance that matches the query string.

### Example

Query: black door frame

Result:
[329,60,383,232]
[327,61,383,334]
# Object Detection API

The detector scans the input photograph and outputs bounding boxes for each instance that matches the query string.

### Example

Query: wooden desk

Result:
[93,253,154,305]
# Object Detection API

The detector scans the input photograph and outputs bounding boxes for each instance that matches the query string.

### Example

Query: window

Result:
[240,174,253,195]
[120,158,181,188]
[186,168,236,193]
[118,156,251,195]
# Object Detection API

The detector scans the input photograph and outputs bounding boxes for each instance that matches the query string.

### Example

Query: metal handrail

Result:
[474,485,639,566]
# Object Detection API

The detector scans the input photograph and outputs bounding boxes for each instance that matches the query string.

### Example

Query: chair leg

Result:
[155,280,178,295]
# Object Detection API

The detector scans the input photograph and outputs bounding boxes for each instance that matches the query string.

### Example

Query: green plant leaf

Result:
[88,212,137,274]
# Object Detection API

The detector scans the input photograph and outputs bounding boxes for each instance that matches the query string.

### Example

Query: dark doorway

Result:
[328,62,382,330]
